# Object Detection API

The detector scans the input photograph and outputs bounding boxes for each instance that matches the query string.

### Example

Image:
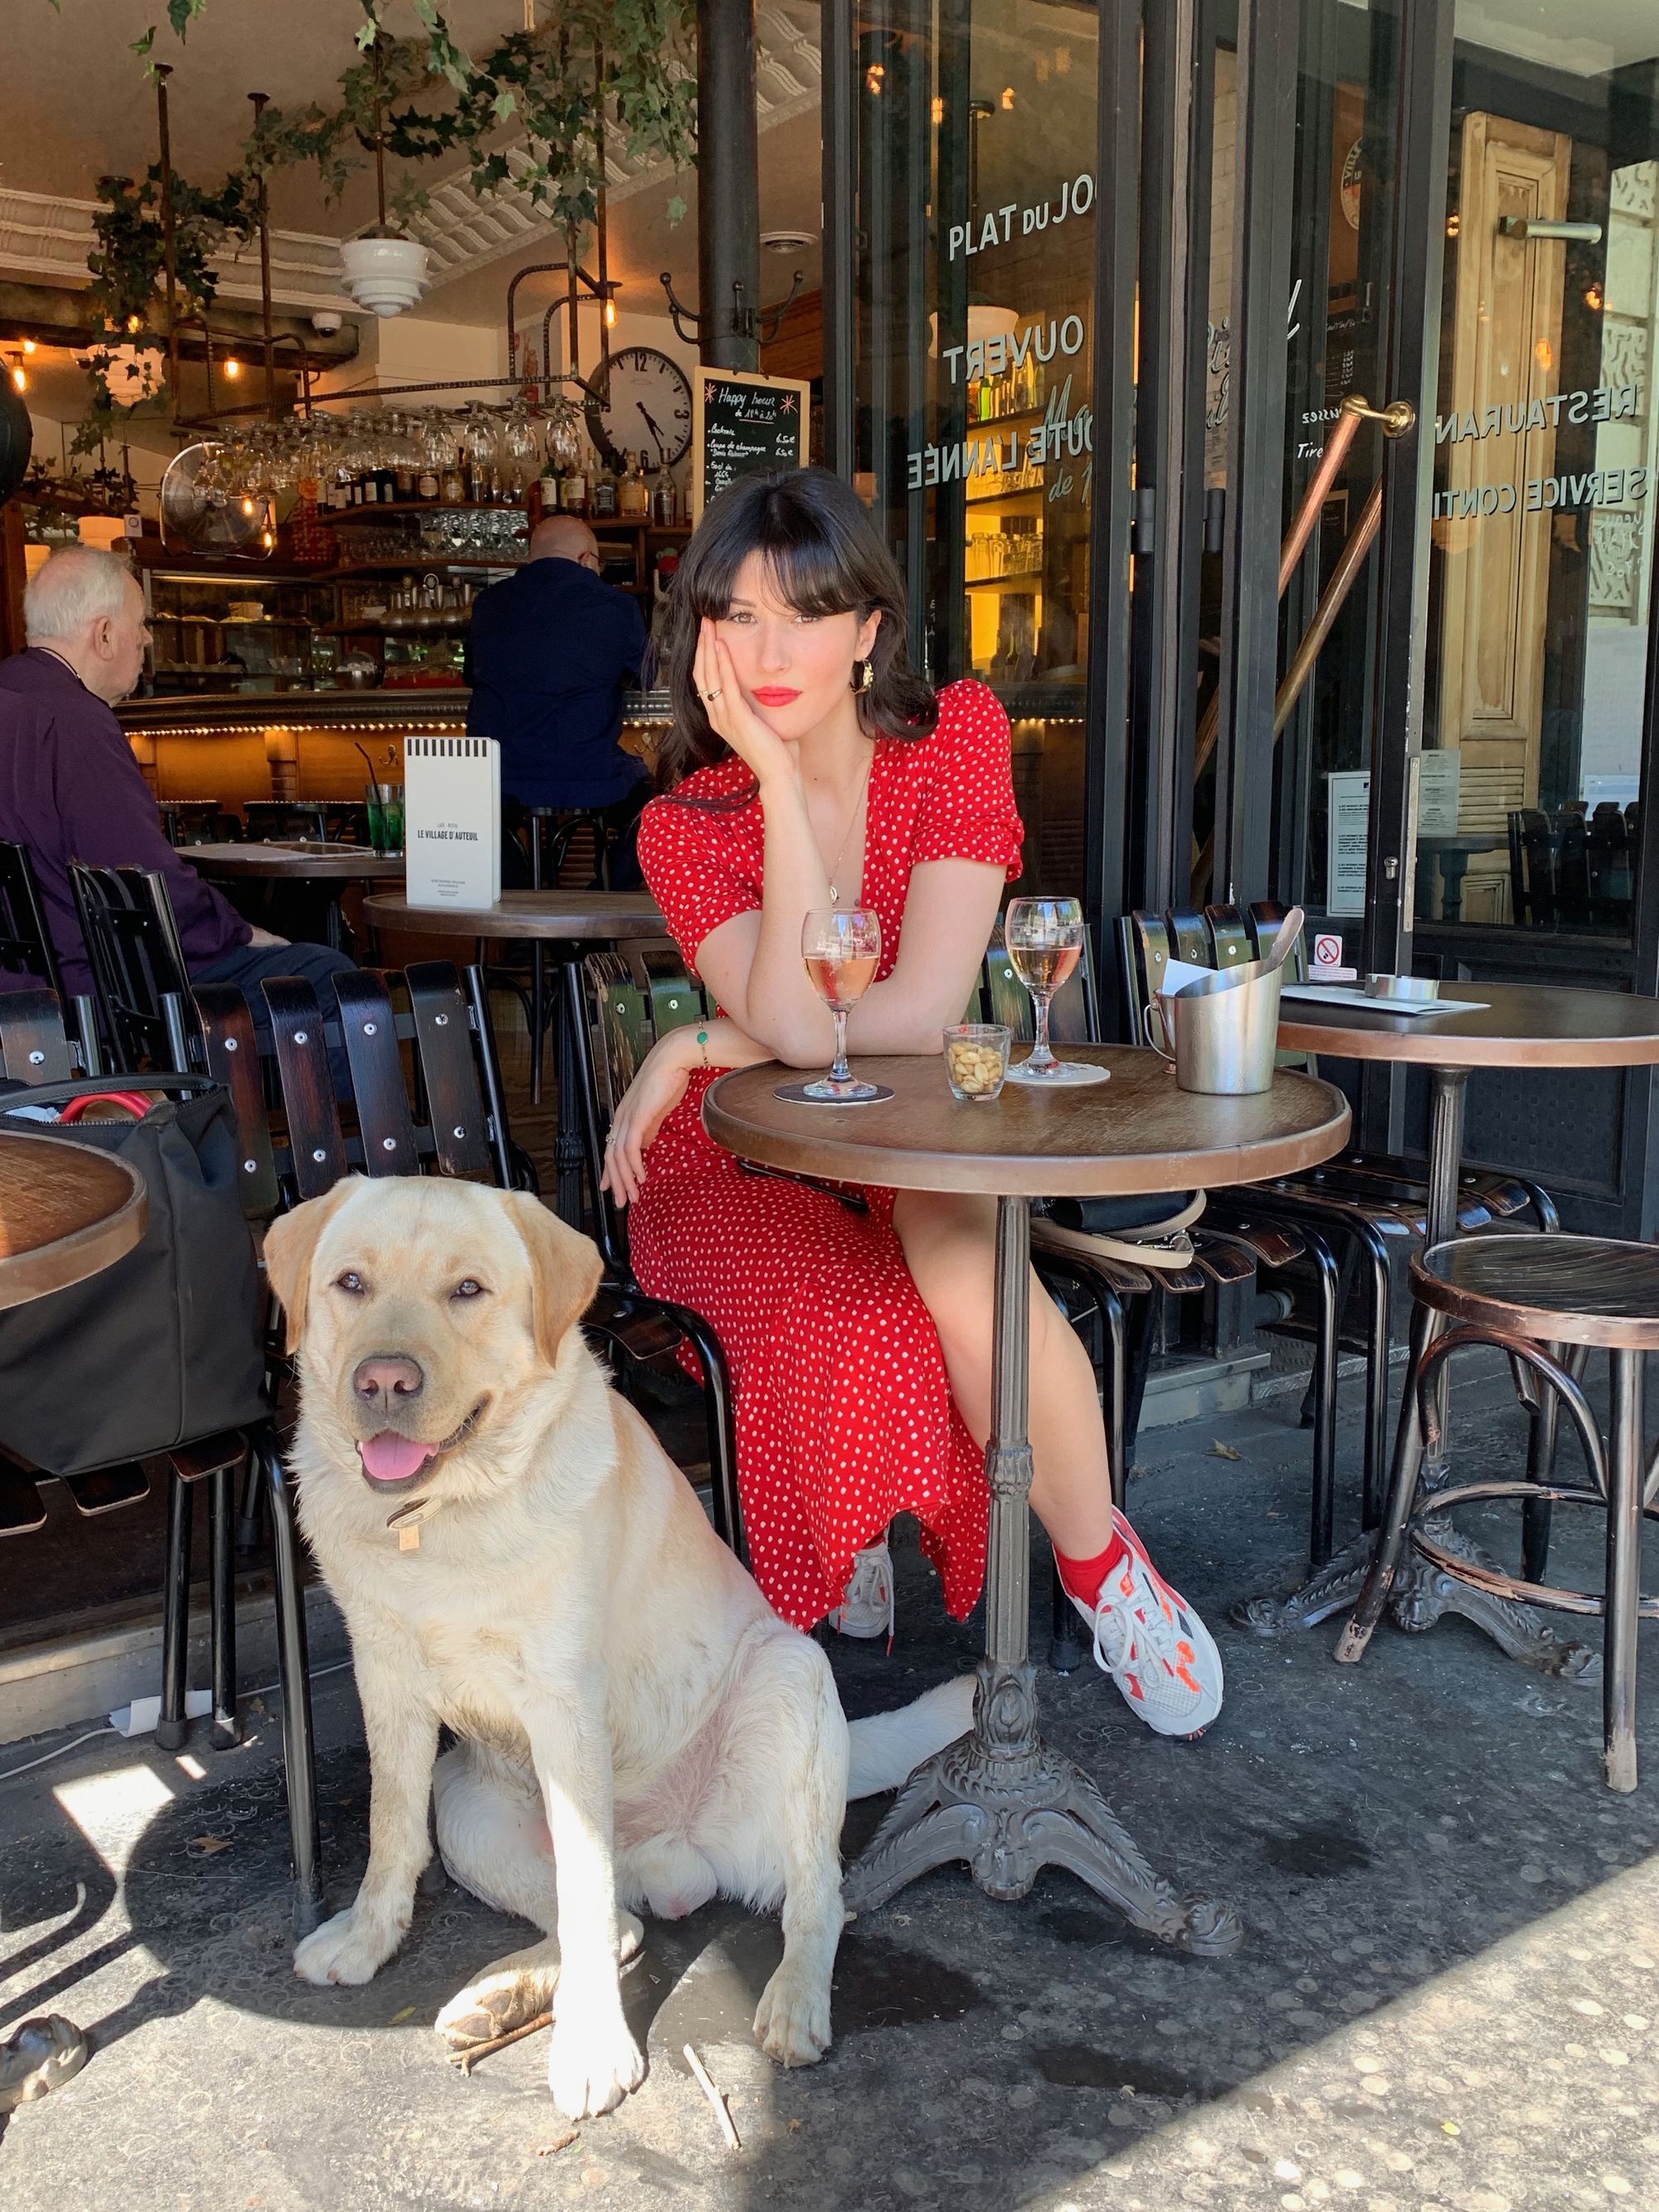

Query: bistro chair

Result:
[68,861,203,1075]
[0,840,101,1072]
[160,801,240,847]
[1336,1232,1659,1792]
[243,800,369,846]
[977,928,1340,1664]
[1119,904,1557,1549]
[489,806,616,1109]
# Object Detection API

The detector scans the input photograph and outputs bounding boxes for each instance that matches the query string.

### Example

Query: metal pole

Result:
[1082,0,1142,984]
[820,0,856,475]
[1210,0,1298,909]
[249,95,278,421]
[154,65,181,405]
[697,0,761,370]
[984,1196,1034,1669]
[593,46,613,388]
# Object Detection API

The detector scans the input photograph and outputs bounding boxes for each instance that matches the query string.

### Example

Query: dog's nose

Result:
[353,1354,425,1411]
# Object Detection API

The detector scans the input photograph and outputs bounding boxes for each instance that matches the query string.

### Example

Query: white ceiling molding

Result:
[406,0,822,288]
[0,186,351,315]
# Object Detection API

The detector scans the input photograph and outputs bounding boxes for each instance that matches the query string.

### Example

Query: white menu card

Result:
[405,736,500,909]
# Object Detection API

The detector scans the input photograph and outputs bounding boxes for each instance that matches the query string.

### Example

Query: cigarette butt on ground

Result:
[683,2042,742,2151]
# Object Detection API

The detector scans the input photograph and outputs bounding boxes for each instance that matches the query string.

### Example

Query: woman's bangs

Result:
[688,490,862,621]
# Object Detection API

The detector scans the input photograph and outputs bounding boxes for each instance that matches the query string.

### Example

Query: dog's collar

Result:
[386,1494,444,1551]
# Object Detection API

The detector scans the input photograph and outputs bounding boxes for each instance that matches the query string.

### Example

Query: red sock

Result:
[1055,1516,1128,1604]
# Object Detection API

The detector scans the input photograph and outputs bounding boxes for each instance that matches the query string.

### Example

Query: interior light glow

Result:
[223,357,242,380]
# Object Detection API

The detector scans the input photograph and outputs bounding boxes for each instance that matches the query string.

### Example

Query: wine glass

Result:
[1003,896,1109,1085]
[780,909,893,1104]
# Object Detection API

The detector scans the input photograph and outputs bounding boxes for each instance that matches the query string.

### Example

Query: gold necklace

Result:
[825,749,875,907]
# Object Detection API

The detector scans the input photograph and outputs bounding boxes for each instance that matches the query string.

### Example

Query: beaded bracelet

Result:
[696,1028,710,1069]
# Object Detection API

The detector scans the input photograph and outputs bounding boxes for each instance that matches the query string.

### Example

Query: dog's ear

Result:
[504,1191,604,1365]
[263,1182,357,1353]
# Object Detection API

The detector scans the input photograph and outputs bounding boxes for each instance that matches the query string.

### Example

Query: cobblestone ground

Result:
[3,1355,1657,2210]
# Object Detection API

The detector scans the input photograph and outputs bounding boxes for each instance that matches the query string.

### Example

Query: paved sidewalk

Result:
[3,1357,1657,2210]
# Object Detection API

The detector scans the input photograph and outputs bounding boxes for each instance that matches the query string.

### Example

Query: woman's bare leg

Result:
[890,1189,1115,1559]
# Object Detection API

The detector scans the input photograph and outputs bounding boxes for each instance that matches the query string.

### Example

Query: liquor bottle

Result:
[591,462,617,520]
[441,459,467,504]
[395,462,416,501]
[651,460,677,528]
[561,448,588,514]
[617,450,649,519]
[416,461,440,501]
[537,465,560,520]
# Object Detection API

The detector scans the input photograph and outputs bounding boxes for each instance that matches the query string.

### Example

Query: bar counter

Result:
[117,689,671,807]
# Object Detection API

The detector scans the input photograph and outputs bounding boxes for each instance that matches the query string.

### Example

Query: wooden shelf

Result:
[318,499,528,522]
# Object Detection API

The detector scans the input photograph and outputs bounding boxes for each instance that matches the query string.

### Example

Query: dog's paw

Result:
[436,1952,560,2050]
[546,2007,645,2118]
[294,1904,406,1987]
[753,1961,832,2068]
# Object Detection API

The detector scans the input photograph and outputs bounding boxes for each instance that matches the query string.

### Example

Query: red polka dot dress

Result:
[630,679,1025,1632]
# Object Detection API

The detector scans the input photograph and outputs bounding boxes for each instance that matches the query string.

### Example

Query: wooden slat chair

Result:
[1119,904,1557,1552]
[984,928,1340,1664]
[154,958,532,1935]
[0,841,102,1072]
[0,1055,291,1907]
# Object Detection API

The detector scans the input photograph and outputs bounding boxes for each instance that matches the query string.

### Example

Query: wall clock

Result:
[587,346,694,470]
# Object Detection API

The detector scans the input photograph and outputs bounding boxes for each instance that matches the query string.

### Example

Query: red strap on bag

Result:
[57,1092,157,1124]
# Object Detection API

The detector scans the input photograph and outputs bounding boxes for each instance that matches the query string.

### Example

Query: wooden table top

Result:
[705,1045,1351,1197]
[1277,979,1659,1068]
[190,841,406,880]
[364,889,668,941]
[0,1130,148,1310]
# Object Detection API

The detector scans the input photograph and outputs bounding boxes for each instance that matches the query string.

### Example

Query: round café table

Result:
[192,840,406,956]
[0,1128,148,1308]
[365,890,668,1225]
[705,1044,1350,1947]
[0,1127,146,2112]
[1252,980,1659,1667]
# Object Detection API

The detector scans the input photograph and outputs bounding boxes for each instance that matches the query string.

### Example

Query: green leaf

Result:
[167,0,203,37]
[666,193,687,226]
[493,88,517,122]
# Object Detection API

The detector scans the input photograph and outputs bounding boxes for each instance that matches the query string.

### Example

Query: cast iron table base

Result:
[840,1196,1243,1954]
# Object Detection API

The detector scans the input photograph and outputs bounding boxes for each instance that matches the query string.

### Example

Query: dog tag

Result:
[399,1524,421,1552]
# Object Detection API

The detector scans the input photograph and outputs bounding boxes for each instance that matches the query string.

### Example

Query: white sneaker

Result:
[828,1541,896,1643]
[1070,1518,1224,1738]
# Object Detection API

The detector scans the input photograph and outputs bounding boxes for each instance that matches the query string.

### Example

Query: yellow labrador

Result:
[265,1177,970,2121]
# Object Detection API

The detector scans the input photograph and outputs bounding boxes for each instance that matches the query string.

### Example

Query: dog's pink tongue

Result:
[359,1432,433,1484]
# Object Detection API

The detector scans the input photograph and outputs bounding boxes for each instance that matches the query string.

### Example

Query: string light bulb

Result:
[604,295,616,329]
[21,339,35,355]
[223,357,242,380]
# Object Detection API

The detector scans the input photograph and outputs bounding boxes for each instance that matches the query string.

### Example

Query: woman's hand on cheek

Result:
[695,621,798,793]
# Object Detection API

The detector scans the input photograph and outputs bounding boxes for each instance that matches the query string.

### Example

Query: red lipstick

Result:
[751,687,801,707]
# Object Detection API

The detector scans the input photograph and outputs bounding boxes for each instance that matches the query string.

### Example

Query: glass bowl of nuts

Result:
[943,1023,1013,1102]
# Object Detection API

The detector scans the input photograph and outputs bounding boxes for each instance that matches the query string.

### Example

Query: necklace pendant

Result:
[828,881,839,906]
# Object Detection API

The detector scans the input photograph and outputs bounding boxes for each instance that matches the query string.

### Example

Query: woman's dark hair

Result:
[651,465,938,792]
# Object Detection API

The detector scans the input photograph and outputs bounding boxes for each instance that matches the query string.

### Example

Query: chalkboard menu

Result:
[690,367,811,518]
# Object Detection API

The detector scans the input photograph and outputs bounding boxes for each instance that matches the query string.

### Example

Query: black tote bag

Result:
[0,1076,267,1475]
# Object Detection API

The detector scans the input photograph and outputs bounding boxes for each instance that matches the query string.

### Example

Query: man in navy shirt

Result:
[465,514,649,884]
[0,547,352,1013]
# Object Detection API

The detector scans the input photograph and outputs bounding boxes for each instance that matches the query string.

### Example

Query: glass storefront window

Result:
[857,0,1097,894]
[1417,7,1659,939]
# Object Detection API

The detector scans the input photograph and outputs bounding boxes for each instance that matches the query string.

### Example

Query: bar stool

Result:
[1338,1234,1659,1791]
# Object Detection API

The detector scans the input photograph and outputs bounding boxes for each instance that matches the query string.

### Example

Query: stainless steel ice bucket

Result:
[1148,959,1283,1095]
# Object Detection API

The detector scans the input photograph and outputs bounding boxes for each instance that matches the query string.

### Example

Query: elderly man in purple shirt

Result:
[0,547,353,1017]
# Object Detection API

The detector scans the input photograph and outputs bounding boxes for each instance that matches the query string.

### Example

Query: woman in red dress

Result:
[600,469,1222,1738]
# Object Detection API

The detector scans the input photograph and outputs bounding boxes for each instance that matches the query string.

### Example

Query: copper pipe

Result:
[1194,392,1417,778]
[1278,395,1367,592]
[1273,479,1383,735]
[1192,480,1385,895]
[566,233,581,381]
[594,43,612,387]
[154,65,181,407]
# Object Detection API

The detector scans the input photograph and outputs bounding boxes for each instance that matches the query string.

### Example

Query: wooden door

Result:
[1437,111,1570,848]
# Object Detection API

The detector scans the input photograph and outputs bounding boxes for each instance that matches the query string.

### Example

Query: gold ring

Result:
[703,686,722,701]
